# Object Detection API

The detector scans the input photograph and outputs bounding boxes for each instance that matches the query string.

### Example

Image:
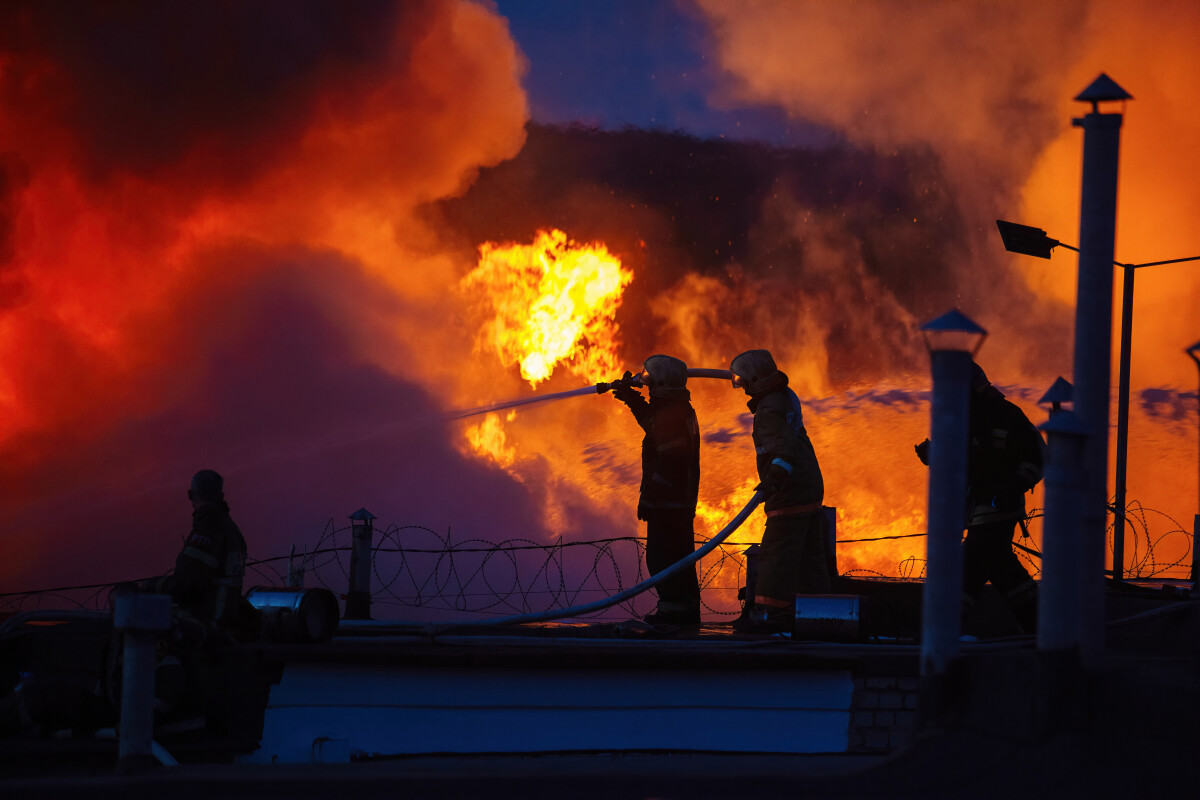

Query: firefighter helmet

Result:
[189,469,225,503]
[638,354,688,397]
[730,349,779,393]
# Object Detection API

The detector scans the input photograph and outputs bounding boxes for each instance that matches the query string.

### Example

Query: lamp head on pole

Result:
[996,220,1061,260]
[920,309,987,356]
[1187,339,1200,368]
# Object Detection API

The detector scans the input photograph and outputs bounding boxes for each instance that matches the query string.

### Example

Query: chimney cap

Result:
[1038,376,1074,406]
[1075,73,1132,104]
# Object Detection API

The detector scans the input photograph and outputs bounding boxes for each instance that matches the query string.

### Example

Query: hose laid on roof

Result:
[417,489,764,632]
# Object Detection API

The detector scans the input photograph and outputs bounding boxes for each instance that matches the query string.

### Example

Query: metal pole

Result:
[1112,264,1135,583]
[113,592,172,773]
[920,348,971,677]
[1071,84,1125,664]
[1037,412,1089,651]
[1192,351,1200,587]
[345,509,375,620]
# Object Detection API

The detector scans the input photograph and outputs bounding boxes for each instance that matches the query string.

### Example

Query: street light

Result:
[1187,340,1200,586]
[996,219,1200,583]
[919,309,986,680]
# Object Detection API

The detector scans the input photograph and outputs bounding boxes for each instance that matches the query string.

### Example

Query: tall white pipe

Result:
[1037,411,1089,651]
[1071,76,1127,664]
[920,349,971,677]
[113,592,172,773]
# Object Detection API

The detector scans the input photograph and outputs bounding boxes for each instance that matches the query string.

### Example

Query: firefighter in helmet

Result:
[915,361,1043,633]
[170,469,258,645]
[611,355,702,626]
[729,349,829,633]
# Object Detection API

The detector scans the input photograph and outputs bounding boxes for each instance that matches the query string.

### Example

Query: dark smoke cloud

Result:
[0,0,420,182]
[428,124,1069,385]
[1140,387,1198,422]
[0,246,551,590]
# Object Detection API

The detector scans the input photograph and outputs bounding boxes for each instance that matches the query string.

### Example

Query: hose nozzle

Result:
[596,372,643,394]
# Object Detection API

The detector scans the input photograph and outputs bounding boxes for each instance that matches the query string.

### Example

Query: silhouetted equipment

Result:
[794,595,860,642]
[248,587,340,644]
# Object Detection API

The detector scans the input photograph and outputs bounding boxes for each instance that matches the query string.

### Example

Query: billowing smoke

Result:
[689,0,1200,575]
[694,0,1200,385]
[0,0,540,590]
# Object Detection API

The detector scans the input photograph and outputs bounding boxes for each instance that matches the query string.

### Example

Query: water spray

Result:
[447,367,733,422]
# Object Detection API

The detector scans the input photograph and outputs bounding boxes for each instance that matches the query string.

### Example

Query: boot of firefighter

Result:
[643,600,700,627]
[733,603,792,634]
[1006,581,1039,634]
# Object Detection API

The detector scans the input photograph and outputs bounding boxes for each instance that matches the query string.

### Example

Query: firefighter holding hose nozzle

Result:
[729,349,830,634]
[607,355,702,627]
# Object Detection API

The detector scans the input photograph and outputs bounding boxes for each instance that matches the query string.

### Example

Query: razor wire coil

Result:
[1,501,1192,618]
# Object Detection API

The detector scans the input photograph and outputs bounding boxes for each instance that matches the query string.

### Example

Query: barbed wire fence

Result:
[1,500,1192,619]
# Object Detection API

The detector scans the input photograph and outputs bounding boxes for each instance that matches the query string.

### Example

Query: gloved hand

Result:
[914,439,930,466]
[612,371,640,403]
[754,462,790,496]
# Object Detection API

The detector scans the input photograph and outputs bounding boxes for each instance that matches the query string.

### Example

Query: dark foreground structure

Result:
[2,574,1196,800]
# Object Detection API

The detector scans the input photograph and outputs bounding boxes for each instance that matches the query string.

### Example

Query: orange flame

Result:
[464,411,519,469]
[461,229,634,387]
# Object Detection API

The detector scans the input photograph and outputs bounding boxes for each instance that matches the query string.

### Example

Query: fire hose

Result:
[417,488,764,633]
[446,368,733,421]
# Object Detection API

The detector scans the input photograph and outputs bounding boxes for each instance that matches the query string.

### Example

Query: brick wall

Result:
[848,675,920,752]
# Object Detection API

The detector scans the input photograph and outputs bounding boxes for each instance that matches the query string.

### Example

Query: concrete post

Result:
[286,544,305,588]
[1037,411,1089,652]
[920,348,972,677]
[345,508,376,620]
[113,592,173,773]
[1071,76,1127,663]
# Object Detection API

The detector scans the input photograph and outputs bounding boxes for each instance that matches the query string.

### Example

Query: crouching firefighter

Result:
[729,349,830,634]
[169,469,261,648]
[609,355,702,626]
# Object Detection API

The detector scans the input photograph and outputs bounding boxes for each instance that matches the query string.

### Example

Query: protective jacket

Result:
[967,387,1045,525]
[747,372,824,513]
[619,388,700,520]
[172,500,248,627]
